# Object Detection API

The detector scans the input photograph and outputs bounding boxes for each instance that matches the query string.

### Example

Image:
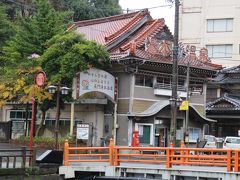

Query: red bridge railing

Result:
[63,139,240,172]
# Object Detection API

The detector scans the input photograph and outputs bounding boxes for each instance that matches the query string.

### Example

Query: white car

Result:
[223,136,240,149]
[204,135,217,148]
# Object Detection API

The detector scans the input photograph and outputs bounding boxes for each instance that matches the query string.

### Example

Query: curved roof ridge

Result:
[180,56,222,71]
[206,94,240,109]
[128,101,216,122]
[105,9,151,44]
[136,18,165,47]
[221,65,240,73]
[202,61,222,70]
[74,11,140,27]
[120,19,165,51]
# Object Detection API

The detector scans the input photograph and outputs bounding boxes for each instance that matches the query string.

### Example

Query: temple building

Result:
[0,10,223,146]
[71,10,222,146]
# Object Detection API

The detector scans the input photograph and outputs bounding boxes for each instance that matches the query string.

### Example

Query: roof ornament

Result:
[130,41,137,55]
[144,37,151,51]
[199,48,210,62]
[158,40,172,57]
[185,45,197,60]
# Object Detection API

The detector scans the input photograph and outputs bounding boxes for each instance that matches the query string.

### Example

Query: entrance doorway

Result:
[155,127,168,147]
[135,123,154,146]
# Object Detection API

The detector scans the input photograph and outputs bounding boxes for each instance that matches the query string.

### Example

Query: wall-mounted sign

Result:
[35,71,46,87]
[179,100,189,111]
[77,124,89,140]
[77,68,116,101]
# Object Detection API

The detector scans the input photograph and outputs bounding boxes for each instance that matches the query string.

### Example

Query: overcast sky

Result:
[119,0,175,32]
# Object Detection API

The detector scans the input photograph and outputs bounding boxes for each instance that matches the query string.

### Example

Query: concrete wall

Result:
[180,0,240,67]
[118,73,131,98]
[116,115,129,145]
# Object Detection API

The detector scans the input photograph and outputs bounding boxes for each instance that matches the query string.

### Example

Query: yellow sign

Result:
[179,101,189,111]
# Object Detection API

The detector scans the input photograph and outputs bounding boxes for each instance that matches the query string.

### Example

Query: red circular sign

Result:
[35,71,46,87]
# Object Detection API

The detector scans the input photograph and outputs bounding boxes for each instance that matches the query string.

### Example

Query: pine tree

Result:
[50,0,122,21]
[0,5,15,54]
[0,0,71,105]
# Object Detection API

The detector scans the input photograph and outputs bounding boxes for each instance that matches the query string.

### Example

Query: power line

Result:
[122,4,172,12]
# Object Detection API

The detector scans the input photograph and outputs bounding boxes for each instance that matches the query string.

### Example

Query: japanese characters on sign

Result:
[76,124,89,140]
[79,68,115,101]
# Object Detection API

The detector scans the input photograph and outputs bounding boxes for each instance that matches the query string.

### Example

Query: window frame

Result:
[135,74,153,87]
[188,127,201,143]
[207,18,233,33]
[207,44,233,58]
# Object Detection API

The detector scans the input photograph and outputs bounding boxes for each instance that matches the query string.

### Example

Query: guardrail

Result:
[63,140,240,172]
[0,147,36,168]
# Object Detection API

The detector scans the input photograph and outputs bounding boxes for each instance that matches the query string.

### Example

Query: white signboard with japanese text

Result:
[77,124,89,140]
[79,68,115,100]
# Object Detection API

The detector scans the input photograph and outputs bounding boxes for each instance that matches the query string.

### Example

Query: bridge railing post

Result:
[109,138,114,166]
[227,149,232,172]
[234,150,239,172]
[64,140,69,166]
[21,146,26,168]
[31,146,36,167]
[166,147,172,168]
[180,140,185,164]
[114,148,120,166]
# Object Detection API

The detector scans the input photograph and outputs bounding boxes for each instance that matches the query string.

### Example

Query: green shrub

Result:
[15,135,75,144]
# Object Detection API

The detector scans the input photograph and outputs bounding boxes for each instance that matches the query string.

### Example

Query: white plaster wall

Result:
[45,104,104,146]
[180,0,240,67]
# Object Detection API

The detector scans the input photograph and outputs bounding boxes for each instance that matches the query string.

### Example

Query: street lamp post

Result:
[48,84,70,149]
[170,0,180,146]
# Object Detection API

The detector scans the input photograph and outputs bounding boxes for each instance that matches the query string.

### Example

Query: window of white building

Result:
[207,19,233,32]
[207,44,232,58]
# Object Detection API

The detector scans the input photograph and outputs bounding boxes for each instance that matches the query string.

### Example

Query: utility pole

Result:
[170,0,180,146]
[185,61,190,146]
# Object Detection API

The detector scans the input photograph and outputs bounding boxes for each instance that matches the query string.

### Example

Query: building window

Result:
[207,44,232,58]
[207,19,233,32]
[189,127,201,142]
[135,74,153,87]
[10,110,32,120]
[157,77,171,85]
[135,74,144,86]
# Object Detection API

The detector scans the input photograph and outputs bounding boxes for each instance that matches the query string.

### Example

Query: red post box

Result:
[132,130,139,147]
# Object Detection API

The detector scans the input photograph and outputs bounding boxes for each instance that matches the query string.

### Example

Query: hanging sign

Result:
[179,100,189,111]
[78,68,115,101]
[35,71,46,87]
[77,124,89,140]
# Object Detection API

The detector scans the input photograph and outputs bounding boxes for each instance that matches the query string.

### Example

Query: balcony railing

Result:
[154,83,186,92]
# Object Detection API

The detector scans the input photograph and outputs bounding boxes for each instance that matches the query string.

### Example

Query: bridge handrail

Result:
[63,139,240,172]
[0,146,36,168]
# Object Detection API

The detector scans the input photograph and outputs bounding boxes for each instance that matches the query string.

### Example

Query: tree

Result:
[0,0,71,106]
[0,5,15,54]
[41,31,110,87]
[50,0,122,21]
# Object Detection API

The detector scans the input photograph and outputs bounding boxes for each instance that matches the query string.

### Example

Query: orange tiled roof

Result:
[73,10,150,45]
[74,10,222,71]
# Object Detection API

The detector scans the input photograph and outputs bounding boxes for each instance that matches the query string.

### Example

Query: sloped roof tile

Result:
[74,10,222,71]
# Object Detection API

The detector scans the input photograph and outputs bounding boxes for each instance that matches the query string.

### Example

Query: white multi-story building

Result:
[179,0,240,67]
